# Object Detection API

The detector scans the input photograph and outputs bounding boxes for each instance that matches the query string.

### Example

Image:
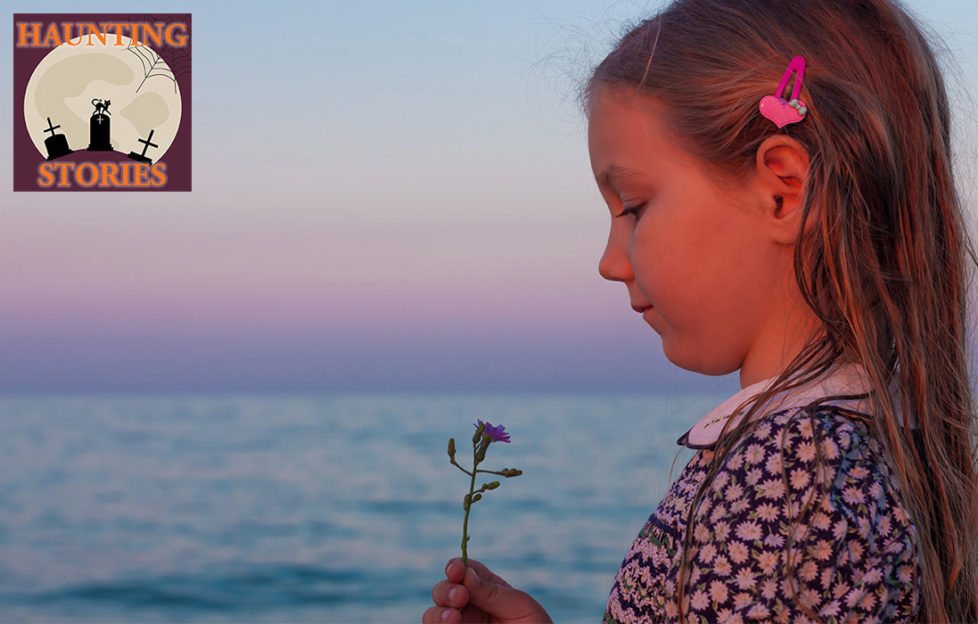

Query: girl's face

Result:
[588,87,796,380]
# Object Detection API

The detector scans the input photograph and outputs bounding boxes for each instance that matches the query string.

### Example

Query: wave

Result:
[0,562,387,612]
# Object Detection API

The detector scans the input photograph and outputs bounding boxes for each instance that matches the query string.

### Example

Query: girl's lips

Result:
[633,304,652,313]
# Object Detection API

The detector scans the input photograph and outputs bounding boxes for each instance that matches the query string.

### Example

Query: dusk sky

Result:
[2,1,977,394]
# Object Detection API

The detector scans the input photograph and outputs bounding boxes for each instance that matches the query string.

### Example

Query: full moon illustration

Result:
[24,34,182,161]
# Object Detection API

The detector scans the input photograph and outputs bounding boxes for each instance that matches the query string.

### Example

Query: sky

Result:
[1,1,977,395]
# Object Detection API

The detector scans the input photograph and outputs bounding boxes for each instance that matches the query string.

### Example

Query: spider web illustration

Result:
[125,42,176,94]
[124,14,192,95]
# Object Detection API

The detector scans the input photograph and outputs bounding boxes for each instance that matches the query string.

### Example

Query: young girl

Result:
[424,0,978,621]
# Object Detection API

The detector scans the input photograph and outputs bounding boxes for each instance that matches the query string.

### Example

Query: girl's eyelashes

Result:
[616,203,646,219]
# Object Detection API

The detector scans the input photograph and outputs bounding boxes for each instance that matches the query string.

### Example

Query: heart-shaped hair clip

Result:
[759,56,809,129]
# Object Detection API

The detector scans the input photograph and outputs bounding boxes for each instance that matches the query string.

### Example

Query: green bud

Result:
[463,493,470,510]
[478,435,492,460]
[472,493,482,502]
[472,422,486,443]
[485,481,500,490]
[447,438,456,459]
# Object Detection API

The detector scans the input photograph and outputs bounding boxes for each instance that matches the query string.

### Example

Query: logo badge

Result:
[13,14,192,191]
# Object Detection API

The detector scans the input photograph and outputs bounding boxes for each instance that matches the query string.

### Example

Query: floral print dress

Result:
[603,365,919,624]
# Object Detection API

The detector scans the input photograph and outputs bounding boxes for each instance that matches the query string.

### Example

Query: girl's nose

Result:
[598,238,633,283]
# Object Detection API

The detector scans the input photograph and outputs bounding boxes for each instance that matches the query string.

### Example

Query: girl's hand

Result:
[422,557,554,624]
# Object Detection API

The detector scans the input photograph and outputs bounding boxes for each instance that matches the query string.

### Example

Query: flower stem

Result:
[450,457,473,477]
[461,438,480,567]
[476,467,521,478]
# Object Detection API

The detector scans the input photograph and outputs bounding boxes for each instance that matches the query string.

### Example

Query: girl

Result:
[424,0,978,622]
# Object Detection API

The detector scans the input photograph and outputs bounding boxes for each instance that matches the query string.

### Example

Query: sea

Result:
[0,393,723,623]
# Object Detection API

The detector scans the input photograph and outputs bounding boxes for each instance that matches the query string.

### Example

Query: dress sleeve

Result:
[680,409,918,624]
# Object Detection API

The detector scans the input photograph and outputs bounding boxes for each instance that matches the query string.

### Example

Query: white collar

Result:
[679,362,907,449]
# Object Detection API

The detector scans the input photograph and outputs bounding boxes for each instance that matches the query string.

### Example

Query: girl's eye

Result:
[616,203,646,219]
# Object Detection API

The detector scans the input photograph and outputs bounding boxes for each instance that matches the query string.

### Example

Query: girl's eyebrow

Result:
[596,164,645,190]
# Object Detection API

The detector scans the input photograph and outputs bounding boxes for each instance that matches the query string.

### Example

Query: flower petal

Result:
[473,420,511,442]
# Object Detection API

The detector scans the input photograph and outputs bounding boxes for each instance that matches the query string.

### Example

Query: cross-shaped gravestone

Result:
[127,129,160,164]
[44,117,60,137]
[137,130,158,157]
[41,116,72,160]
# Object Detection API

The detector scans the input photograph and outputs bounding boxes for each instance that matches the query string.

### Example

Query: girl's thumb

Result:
[463,566,523,618]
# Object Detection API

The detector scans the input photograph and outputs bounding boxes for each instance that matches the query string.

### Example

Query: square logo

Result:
[13,14,192,191]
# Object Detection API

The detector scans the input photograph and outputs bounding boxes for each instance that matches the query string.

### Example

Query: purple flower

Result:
[474,419,511,443]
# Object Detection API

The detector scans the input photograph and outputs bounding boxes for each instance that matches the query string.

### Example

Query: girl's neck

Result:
[738,290,825,389]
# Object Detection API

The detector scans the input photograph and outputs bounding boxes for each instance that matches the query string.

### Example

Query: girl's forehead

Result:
[588,88,672,146]
[588,90,682,164]
[588,87,649,121]
[587,88,722,190]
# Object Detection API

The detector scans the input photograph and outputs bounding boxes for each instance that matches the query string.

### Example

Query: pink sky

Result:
[2,1,976,393]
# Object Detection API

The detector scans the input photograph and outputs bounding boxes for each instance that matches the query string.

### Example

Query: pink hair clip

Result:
[759,56,809,128]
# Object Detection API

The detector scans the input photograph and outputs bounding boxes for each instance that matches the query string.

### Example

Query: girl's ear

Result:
[753,136,814,244]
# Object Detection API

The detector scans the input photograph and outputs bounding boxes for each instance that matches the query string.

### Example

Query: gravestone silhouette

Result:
[128,129,160,164]
[87,99,112,151]
[42,117,72,160]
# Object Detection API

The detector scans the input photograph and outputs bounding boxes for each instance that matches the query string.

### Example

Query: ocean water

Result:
[0,393,720,623]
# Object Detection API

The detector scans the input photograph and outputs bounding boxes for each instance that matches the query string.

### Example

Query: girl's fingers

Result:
[444,558,511,588]
[431,579,468,608]
[421,605,460,624]
[444,558,466,583]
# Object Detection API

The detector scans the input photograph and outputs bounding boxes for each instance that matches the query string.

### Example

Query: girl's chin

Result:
[642,306,660,331]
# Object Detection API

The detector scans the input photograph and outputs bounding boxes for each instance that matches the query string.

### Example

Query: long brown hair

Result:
[580,0,978,621]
